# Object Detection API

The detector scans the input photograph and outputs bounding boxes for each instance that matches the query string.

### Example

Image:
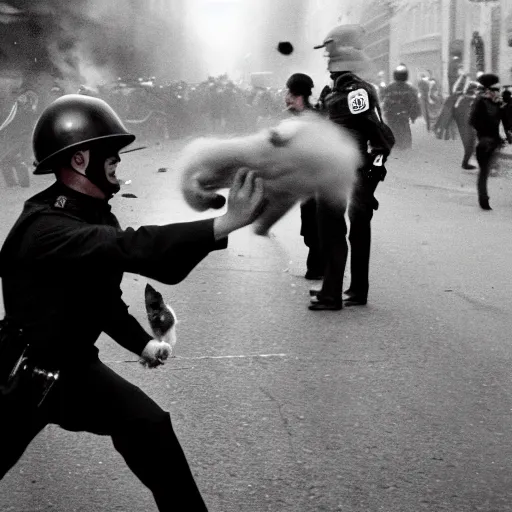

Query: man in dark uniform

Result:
[381,64,421,150]
[469,73,510,210]
[0,95,264,510]
[283,73,325,280]
[310,24,394,310]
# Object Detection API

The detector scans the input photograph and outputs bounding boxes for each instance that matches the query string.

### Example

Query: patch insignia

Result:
[54,195,67,209]
[348,88,369,114]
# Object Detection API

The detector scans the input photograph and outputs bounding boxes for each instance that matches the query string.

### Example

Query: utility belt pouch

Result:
[0,318,27,392]
[0,319,60,408]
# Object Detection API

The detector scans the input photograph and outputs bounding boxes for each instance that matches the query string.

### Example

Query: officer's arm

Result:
[469,97,483,130]
[363,108,392,159]
[103,293,153,356]
[352,85,392,159]
[20,214,228,285]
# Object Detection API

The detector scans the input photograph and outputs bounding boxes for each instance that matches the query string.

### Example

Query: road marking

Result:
[108,353,288,364]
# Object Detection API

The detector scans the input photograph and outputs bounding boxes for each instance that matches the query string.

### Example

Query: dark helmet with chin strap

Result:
[32,94,135,175]
[393,64,409,82]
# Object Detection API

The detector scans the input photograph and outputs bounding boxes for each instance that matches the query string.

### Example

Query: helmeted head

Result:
[285,73,314,111]
[477,73,500,91]
[393,64,409,82]
[314,24,370,74]
[32,94,135,198]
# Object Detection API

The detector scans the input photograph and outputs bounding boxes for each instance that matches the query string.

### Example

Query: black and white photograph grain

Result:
[0,0,512,511]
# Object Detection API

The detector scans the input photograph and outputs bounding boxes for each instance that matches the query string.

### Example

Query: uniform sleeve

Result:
[469,98,484,131]
[20,213,228,285]
[365,95,394,158]
[102,293,152,356]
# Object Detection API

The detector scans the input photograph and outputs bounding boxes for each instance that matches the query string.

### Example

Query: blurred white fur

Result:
[177,112,362,235]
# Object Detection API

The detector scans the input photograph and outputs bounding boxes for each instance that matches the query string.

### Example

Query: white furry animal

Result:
[177,112,362,235]
[145,284,177,357]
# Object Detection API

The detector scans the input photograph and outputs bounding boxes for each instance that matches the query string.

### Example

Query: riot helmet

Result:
[393,64,408,82]
[313,24,370,74]
[33,94,135,175]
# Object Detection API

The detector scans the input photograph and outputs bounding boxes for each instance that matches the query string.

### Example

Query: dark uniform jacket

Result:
[381,81,421,122]
[323,72,393,161]
[469,91,509,140]
[0,182,227,368]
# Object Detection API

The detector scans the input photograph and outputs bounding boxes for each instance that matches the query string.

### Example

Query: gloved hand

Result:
[140,339,173,368]
[365,153,387,182]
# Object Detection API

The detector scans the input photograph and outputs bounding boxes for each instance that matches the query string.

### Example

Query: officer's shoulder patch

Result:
[53,195,68,209]
[348,88,370,114]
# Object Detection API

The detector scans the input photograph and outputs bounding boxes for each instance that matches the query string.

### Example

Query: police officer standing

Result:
[310,24,394,310]
[0,95,265,510]
[469,73,510,210]
[380,64,421,150]
[283,73,325,280]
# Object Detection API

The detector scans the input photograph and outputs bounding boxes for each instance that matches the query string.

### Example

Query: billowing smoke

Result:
[44,0,140,90]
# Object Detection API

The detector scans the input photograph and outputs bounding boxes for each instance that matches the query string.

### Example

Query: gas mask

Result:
[71,148,121,199]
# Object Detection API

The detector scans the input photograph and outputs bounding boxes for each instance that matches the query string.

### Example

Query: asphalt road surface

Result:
[1,123,512,512]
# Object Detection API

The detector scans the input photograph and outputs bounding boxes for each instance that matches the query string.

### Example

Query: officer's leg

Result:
[0,398,48,479]
[300,198,324,278]
[51,360,207,511]
[404,120,412,149]
[346,178,378,304]
[475,137,497,210]
[310,198,347,310]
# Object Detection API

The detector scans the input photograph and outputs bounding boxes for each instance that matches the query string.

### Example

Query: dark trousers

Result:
[0,359,208,511]
[475,136,500,207]
[386,114,412,149]
[419,96,430,131]
[317,175,378,301]
[300,198,324,275]
[453,98,476,166]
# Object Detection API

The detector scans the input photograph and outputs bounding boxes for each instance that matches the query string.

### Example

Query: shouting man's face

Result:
[104,155,121,187]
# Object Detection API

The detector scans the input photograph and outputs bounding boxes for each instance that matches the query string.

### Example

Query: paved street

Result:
[1,122,512,512]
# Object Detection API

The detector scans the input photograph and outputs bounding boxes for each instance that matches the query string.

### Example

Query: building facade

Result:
[359,1,393,83]
[389,0,445,89]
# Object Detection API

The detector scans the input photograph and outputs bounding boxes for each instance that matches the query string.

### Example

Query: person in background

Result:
[469,73,510,210]
[284,72,325,280]
[380,64,421,150]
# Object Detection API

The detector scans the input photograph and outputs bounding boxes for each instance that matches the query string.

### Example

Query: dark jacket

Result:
[381,81,421,121]
[323,71,392,159]
[0,182,227,368]
[469,92,506,140]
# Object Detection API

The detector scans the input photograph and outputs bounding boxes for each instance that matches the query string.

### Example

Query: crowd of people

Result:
[0,73,289,189]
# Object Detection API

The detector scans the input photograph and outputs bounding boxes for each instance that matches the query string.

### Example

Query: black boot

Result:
[479,196,492,210]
